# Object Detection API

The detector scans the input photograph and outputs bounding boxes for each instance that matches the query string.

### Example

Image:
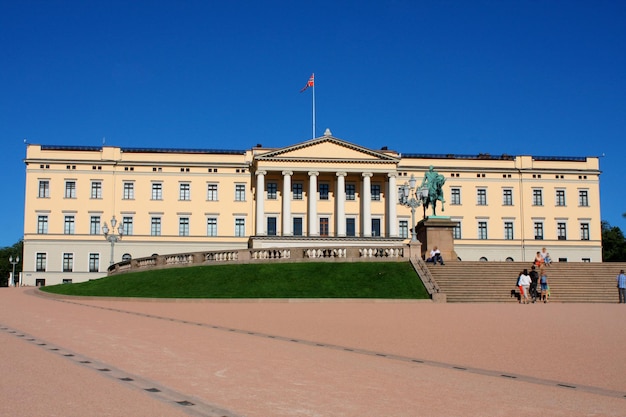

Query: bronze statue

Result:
[420,165,446,217]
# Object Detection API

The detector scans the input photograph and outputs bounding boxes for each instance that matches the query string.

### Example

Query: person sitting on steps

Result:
[426,246,445,265]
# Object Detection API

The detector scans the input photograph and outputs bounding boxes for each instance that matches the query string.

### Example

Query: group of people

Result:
[534,247,552,268]
[517,252,551,304]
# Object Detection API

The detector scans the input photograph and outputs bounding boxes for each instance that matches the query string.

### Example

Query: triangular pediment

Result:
[255,134,399,164]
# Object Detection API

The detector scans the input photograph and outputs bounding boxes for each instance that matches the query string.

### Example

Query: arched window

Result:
[479,256,488,262]
[505,257,514,262]
[122,253,132,262]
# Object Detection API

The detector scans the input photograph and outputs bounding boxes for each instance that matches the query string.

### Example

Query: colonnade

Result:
[255,170,399,238]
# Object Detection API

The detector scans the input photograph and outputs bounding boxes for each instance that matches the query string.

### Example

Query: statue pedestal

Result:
[416,217,459,263]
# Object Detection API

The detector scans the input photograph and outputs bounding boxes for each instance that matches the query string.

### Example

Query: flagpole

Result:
[312,73,316,139]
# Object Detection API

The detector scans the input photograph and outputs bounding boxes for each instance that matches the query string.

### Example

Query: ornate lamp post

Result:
[8,255,19,287]
[102,215,124,266]
[399,174,427,242]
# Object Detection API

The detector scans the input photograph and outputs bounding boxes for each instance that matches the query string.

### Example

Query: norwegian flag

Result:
[300,73,314,92]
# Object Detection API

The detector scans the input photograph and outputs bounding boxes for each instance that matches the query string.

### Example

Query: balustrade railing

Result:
[108,244,410,275]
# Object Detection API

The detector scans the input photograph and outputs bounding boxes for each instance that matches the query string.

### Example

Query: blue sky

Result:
[1,0,625,248]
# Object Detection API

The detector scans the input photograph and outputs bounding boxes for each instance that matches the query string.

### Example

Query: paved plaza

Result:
[1,287,625,416]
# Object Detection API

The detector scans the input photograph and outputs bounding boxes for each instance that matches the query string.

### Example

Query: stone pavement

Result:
[1,287,625,416]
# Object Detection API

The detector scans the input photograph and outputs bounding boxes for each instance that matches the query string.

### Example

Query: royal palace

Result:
[21,129,602,285]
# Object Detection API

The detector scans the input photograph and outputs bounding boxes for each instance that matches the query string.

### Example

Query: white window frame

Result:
[207,183,218,201]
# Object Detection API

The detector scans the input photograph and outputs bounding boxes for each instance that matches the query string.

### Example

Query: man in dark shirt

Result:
[529,265,539,303]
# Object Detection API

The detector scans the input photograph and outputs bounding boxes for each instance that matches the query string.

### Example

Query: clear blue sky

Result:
[1,0,625,248]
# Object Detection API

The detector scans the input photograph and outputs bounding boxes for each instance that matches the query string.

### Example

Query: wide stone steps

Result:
[427,261,626,303]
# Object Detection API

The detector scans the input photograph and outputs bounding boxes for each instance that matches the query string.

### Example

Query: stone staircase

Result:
[427,261,626,303]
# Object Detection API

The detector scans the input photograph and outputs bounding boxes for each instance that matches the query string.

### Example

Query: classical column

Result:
[387,173,398,237]
[308,171,319,236]
[282,171,293,236]
[255,170,266,235]
[362,173,372,237]
[336,172,347,237]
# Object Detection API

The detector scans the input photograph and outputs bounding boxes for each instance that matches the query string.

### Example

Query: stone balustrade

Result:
[107,244,412,275]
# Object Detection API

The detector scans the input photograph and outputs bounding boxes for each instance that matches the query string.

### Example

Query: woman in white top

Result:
[518,269,532,304]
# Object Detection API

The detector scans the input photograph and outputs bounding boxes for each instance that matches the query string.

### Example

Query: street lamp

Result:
[9,255,19,287]
[102,215,124,266]
[399,174,427,242]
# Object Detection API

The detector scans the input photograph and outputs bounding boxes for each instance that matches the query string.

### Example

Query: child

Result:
[540,270,549,303]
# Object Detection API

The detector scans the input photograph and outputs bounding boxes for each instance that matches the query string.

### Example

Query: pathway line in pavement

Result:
[0,324,243,417]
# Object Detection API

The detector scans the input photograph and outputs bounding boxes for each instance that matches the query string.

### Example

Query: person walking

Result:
[529,265,539,303]
[617,269,626,304]
[518,269,531,304]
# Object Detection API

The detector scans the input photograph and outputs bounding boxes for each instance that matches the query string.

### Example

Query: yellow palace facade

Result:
[22,130,602,285]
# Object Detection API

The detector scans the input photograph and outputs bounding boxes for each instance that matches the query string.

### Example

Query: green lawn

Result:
[41,262,429,299]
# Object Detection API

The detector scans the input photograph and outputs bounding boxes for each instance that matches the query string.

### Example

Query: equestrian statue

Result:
[420,165,446,217]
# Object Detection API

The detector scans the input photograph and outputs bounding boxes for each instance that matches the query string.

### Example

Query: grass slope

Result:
[41,262,429,299]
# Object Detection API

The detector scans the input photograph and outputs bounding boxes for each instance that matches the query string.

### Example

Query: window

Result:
[347,218,356,237]
[38,180,50,198]
[556,189,566,206]
[319,217,329,236]
[502,189,513,206]
[37,215,48,234]
[371,184,381,201]
[346,184,356,200]
[478,221,488,239]
[319,183,329,200]
[267,217,277,236]
[476,189,487,205]
[90,216,101,235]
[65,181,76,198]
[504,221,514,240]
[179,217,190,236]
[267,182,277,200]
[532,189,543,206]
[580,223,590,240]
[293,218,303,236]
[453,222,462,239]
[152,183,163,200]
[235,218,246,237]
[123,182,134,200]
[62,253,73,272]
[207,218,217,236]
[89,253,99,273]
[36,253,47,272]
[122,217,133,236]
[292,183,303,200]
[557,222,567,240]
[235,184,246,201]
[371,219,381,237]
[91,181,102,199]
[399,220,408,239]
[64,215,75,235]
[579,190,589,207]
[450,188,461,205]
[151,217,161,236]
[179,183,191,201]
[534,222,544,240]
[207,183,218,201]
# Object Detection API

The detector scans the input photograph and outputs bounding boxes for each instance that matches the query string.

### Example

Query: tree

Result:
[0,240,23,286]
[601,221,626,262]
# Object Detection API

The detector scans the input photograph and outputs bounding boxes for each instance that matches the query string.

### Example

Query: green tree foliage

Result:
[0,240,23,286]
[602,221,626,262]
